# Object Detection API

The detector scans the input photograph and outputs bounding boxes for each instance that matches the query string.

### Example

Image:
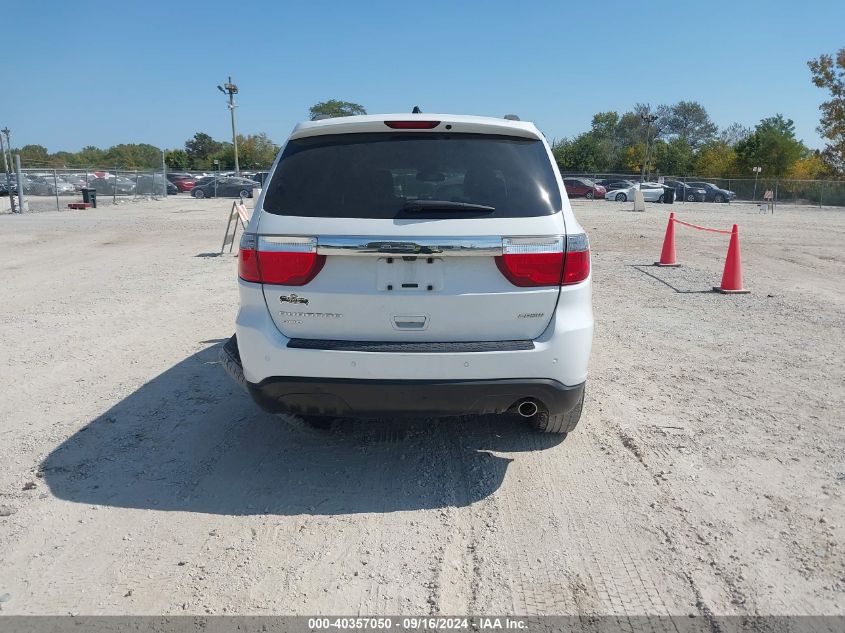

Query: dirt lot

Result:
[0,196,842,616]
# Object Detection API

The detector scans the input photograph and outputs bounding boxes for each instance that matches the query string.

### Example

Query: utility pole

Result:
[217,77,240,175]
[0,127,16,213]
[640,114,658,183]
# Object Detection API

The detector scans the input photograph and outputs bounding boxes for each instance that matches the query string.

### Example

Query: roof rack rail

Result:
[503,114,520,121]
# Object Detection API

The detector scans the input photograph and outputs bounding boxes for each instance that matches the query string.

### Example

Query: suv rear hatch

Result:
[244,118,586,343]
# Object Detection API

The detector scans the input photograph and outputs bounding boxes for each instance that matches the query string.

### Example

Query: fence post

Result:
[113,167,117,204]
[15,154,25,213]
[53,169,60,212]
[819,181,824,208]
[773,179,778,215]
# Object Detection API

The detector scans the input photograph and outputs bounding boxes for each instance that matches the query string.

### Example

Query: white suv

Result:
[221,113,593,433]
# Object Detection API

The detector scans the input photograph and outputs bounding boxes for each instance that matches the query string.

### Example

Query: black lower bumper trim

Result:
[287,338,535,353]
[247,375,585,418]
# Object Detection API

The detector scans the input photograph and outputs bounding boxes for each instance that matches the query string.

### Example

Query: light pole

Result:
[217,77,240,175]
[752,166,762,201]
[213,159,219,198]
[640,114,658,182]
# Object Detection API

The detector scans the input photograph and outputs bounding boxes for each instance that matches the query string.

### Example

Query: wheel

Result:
[585,191,594,200]
[714,194,724,203]
[686,194,696,202]
[240,189,251,199]
[615,192,627,202]
[531,389,585,434]
[193,188,205,199]
[657,193,665,203]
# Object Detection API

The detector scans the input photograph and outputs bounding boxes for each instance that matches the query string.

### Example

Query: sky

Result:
[3,0,843,153]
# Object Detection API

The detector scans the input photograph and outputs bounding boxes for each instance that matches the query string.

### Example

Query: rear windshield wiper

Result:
[402,200,495,213]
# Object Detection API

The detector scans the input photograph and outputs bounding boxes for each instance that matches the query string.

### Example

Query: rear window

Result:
[262,133,561,219]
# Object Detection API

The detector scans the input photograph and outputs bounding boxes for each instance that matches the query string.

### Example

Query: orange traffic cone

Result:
[714,224,750,294]
[654,212,680,266]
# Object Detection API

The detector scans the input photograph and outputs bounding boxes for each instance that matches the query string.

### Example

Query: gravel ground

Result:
[0,196,842,616]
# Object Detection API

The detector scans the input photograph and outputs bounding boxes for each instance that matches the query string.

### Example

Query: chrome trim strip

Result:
[316,236,505,257]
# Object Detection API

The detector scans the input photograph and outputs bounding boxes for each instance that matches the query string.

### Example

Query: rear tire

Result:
[657,193,665,203]
[240,189,251,198]
[193,189,205,199]
[530,388,585,434]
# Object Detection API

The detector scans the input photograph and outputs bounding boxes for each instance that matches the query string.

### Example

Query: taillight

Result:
[238,234,326,286]
[495,234,590,287]
[496,237,564,287]
[384,121,440,129]
[238,233,260,282]
[562,233,590,285]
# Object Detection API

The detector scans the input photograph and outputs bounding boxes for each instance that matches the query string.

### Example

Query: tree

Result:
[165,149,189,170]
[718,122,751,146]
[50,151,76,168]
[309,99,366,120]
[185,132,222,169]
[659,101,717,149]
[735,115,805,176]
[808,48,845,171]
[694,141,738,177]
[75,145,107,167]
[17,144,49,165]
[103,143,161,169]
[209,142,235,170]
[552,135,607,173]
[786,151,833,180]
[236,132,279,168]
[652,137,694,175]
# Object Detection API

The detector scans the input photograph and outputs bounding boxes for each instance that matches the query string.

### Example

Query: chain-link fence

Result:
[0,167,172,214]
[1,162,271,214]
[560,171,845,207]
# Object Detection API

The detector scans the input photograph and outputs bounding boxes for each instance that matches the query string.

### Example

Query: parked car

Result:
[135,174,178,195]
[563,177,606,200]
[605,182,668,203]
[663,180,707,202]
[191,176,258,199]
[220,113,593,434]
[167,174,196,192]
[14,175,51,195]
[89,176,136,195]
[26,175,75,195]
[596,178,636,192]
[686,181,735,203]
[251,171,270,186]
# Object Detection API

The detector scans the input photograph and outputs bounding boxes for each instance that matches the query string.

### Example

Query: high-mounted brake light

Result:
[495,235,590,287]
[384,121,441,129]
[238,234,326,286]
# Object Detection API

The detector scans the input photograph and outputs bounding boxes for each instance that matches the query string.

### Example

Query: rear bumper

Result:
[250,375,585,418]
[221,335,584,417]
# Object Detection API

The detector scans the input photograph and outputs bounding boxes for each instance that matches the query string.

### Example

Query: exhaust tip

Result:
[517,400,539,418]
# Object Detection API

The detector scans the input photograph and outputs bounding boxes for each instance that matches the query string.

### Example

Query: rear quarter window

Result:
[262,133,562,219]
